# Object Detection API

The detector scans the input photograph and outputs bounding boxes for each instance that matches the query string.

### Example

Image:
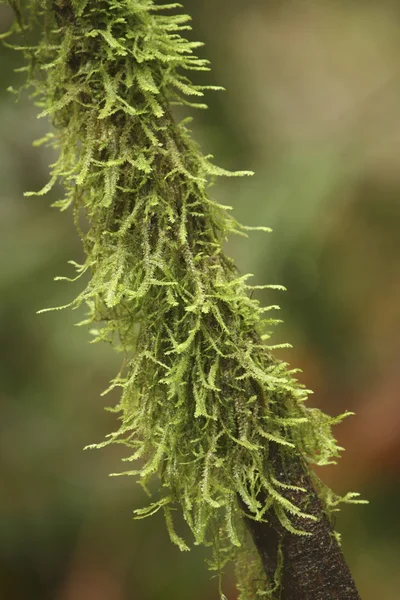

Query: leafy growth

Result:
[2,1,365,597]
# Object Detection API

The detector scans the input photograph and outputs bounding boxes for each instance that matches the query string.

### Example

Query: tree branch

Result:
[242,451,361,599]
[2,2,365,597]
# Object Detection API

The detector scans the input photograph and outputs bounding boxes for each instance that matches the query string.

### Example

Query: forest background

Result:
[0,1,399,598]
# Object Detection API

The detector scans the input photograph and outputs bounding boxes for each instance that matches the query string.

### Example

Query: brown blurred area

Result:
[1,1,399,598]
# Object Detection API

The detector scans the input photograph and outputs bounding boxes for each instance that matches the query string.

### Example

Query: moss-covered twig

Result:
[2,1,365,597]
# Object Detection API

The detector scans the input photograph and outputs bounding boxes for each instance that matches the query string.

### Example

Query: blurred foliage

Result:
[1,1,399,598]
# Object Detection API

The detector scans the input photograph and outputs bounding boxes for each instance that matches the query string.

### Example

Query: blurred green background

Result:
[1,1,399,598]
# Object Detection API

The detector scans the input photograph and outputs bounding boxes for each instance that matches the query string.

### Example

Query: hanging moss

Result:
[1,1,365,597]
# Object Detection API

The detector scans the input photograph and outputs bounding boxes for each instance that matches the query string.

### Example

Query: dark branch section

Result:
[242,452,361,599]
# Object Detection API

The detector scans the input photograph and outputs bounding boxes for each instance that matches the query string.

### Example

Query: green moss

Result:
[1,1,365,597]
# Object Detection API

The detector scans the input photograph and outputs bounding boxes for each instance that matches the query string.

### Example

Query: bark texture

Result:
[243,452,361,599]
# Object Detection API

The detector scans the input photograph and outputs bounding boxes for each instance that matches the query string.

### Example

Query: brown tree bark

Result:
[242,452,361,599]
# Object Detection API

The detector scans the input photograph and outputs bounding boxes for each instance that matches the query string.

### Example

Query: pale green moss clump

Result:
[2,1,363,597]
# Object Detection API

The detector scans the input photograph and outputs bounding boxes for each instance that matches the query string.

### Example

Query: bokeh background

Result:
[1,1,400,598]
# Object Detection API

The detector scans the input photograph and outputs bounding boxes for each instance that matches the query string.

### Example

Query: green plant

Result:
[1,1,365,597]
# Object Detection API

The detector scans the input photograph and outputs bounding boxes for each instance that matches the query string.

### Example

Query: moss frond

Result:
[2,1,362,597]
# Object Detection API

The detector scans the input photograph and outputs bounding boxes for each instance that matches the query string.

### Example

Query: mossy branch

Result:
[2,1,365,597]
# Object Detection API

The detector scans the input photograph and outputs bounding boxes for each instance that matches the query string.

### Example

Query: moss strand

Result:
[2,1,365,597]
